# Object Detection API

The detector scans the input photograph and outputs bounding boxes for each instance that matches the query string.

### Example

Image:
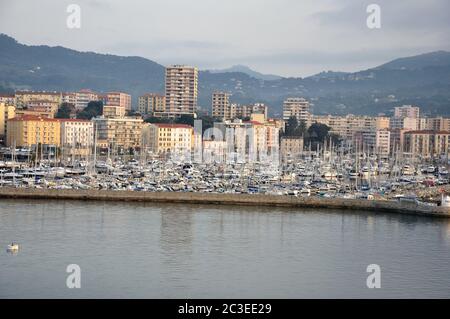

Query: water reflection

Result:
[159,204,195,288]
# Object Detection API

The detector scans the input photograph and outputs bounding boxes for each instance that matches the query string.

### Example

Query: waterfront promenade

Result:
[0,187,449,218]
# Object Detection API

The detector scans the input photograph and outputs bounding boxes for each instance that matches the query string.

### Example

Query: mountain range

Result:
[1,34,450,117]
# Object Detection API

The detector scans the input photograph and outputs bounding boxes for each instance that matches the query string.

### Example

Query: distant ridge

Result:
[209,64,283,81]
[377,51,450,70]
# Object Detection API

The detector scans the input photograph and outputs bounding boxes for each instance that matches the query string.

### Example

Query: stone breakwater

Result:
[0,188,449,218]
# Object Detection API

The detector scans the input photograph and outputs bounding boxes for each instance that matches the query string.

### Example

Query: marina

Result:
[0,145,449,217]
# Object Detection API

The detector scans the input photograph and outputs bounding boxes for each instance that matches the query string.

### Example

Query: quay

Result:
[0,188,449,218]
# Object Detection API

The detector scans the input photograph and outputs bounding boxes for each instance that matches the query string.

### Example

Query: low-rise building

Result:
[280,136,304,163]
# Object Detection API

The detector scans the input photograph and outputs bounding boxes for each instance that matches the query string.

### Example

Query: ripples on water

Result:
[0,199,449,298]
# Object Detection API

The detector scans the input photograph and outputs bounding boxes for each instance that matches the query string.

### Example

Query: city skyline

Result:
[1,0,449,77]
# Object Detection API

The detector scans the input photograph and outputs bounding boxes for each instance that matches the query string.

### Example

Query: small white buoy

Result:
[7,243,19,252]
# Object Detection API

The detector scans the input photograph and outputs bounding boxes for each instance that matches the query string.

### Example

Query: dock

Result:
[0,188,449,218]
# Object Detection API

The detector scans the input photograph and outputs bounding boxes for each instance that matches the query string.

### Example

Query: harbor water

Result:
[1,199,449,298]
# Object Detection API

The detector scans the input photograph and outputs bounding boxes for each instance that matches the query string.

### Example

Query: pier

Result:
[0,187,449,218]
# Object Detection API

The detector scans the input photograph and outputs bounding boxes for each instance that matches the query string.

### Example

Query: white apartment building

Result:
[283,98,310,122]
[60,119,94,156]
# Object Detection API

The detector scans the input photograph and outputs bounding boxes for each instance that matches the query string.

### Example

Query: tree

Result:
[127,110,140,116]
[307,123,330,143]
[284,116,306,137]
[295,120,307,136]
[175,114,195,126]
[56,102,75,119]
[144,116,171,124]
[198,115,214,132]
[77,101,103,120]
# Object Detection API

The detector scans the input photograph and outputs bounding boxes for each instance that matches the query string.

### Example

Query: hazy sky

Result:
[1,0,449,77]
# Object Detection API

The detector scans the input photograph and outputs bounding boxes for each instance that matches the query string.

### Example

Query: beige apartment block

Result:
[138,93,166,115]
[75,89,99,110]
[92,116,143,150]
[311,114,388,142]
[403,130,450,158]
[15,91,62,109]
[104,92,132,111]
[419,117,450,131]
[142,123,193,154]
[212,91,231,119]
[394,105,420,118]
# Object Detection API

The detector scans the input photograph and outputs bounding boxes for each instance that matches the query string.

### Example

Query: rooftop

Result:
[9,115,60,122]
[404,130,450,135]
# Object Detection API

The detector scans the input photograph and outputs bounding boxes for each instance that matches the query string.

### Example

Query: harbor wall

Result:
[0,187,449,218]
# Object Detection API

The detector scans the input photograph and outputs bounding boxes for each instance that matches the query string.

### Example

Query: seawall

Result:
[0,187,449,218]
